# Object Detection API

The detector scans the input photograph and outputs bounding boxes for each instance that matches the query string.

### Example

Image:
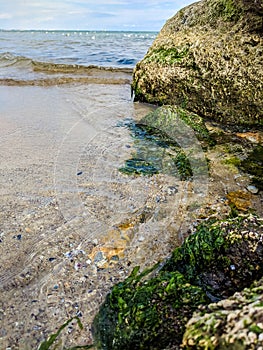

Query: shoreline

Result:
[1,77,263,349]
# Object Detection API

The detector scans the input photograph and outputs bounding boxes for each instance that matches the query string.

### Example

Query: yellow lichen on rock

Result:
[227,190,252,211]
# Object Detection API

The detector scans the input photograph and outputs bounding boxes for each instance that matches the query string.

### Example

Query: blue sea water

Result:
[0,30,157,79]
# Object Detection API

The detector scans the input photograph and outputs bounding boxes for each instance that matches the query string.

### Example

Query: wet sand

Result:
[0,82,135,348]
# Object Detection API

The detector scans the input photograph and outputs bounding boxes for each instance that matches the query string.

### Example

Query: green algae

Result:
[211,0,244,22]
[92,214,263,349]
[172,150,193,180]
[144,45,189,65]
[223,156,241,167]
[249,323,262,334]
[119,158,159,176]
[164,214,263,299]
[117,119,194,179]
[162,220,227,286]
[140,106,215,147]
[239,145,263,191]
[38,317,94,350]
[92,266,208,350]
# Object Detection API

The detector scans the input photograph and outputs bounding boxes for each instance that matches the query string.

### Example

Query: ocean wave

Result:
[0,60,132,86]
[0,52,32,68]
[0,52,133,86]
[117,58,137,65]
[0,52,133,74]
[0,76,132,86]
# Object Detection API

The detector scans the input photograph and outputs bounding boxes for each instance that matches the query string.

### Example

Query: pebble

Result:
[247,185,259,194]
[48,257,56,262]
[166,186,178,195]
[74,262,83,270]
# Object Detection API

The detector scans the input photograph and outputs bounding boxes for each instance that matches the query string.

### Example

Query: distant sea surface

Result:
[0,30,157,82]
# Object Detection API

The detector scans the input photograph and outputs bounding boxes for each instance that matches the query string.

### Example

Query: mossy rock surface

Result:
[92,267,207,350]
[140,105,214,147]
[92,214,263,349]
[132,0,263,125]
[163,214,263,299]
[118,106,211,179]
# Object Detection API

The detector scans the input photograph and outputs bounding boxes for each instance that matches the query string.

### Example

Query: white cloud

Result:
[0,0,196,30]
[0,13,12,19]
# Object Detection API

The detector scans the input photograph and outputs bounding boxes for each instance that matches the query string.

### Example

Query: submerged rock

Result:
[118,106,211,179]
[92,214,263,349]
[92,267,207,350]
[132,0,263,126]
[119,105,213,183]
[139,105,214,147]
[240,145,263,191]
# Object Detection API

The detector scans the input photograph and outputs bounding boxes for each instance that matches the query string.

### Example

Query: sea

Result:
[0,30,157,82]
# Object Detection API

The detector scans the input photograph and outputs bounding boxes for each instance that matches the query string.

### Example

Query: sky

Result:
[0,0,196,31]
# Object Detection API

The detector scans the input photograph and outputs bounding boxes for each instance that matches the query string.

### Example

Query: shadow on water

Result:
[116,119,193,180]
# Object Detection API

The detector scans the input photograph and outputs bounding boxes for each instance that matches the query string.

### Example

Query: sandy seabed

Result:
[0,81,198,349]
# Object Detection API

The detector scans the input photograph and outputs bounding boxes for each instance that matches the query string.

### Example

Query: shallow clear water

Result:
[0,30,209,349]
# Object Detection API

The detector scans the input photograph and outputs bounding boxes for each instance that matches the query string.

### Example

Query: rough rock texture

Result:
[163,214,263,300]
[92,214,263,349]
[132,0,263,125]
[183,276,263,349]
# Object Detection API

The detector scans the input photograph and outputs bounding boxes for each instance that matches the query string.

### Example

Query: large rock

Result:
[132,0,263,126]
[92,214,263,349]
[182,276,263,349]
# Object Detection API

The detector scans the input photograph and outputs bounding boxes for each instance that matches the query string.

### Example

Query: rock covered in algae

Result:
[132,0,263,126]
[240,145,263,191]
[118,105,212,180]
[92,266,207,350]
[182,276,263,349]
[163,214,263,299]
[139,105,214,147]
[92,214,263,349]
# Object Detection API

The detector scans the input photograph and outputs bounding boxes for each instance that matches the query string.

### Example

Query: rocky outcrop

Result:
[92,214,263,349]
[132,0,263,125]
[183,276,263,349]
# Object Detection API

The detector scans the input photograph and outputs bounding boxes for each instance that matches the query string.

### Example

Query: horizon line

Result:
[0,28,159,32]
